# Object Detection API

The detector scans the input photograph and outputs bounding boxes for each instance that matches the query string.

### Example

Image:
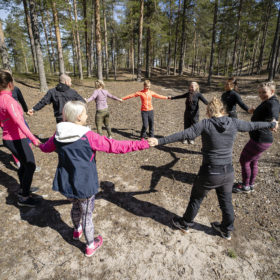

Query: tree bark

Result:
[102,0,109,80]
[46,11,56,73]
[166,0,173,75]
[207,0,218,85]
[173,0,181,75]
[29,0,48,92]
[22,0,37,73]
[94,0,103,80]
[137,0,144,82]
[90,0,95,75]
[179,0,188,76]
[51,0,65,75]
[0,21,12,72]
[83,0,91,77]
[145,27,151,78]
[73,0,83,79]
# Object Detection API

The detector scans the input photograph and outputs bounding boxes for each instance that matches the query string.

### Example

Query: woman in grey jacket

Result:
[148,97,277,240]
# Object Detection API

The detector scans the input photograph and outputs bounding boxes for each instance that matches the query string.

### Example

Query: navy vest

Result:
[53,135,99,199]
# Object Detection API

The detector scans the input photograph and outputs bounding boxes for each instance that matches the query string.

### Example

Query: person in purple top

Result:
[86,80,122,138]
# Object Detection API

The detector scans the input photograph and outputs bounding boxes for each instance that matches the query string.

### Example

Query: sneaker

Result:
[182,140,188,144]
[250,185,254,192]
[73,226,83,240]
[17,196,39,207]
[189,140,195,145]
[18,187,39,195]
[232,183,251,193]
[85,235,103,257]
[211,222,231,240]
[172,217,189,233]
[16,162,21,168]
[35,166,41,173]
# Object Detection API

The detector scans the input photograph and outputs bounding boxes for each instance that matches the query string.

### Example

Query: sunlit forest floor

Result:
[0,70,279,279]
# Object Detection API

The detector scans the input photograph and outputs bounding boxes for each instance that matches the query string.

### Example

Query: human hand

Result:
[27,109,34,116]
[167,96,172,99]
[271,119,278,132]
[148,137,158,147]
[119,99,123,102]
[33,139,42,147]
[248,107,255,114]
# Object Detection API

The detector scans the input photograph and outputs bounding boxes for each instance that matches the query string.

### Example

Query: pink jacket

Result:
[0,90,38,144]
[40,129,149,156]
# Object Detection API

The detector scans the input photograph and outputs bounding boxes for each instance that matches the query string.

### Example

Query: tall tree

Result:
[29,0,48,92]
[208,0,218,85]
[23,0,37,73]
[95,0,103,80]
[83,0,91,77]
[51,0,65,75]
[137,0,144,81]
[102,0,109,80]
[0,21,11,72]
[173,0,181,75]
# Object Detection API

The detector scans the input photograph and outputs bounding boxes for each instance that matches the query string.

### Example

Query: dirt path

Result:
[0,73,279,279]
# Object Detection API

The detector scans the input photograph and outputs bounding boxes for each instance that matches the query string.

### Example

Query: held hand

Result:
[27,109,34,116]
[271,120,278,132]
[119,99,123,102]
[34,139,42,147]
[148,137,158,147]
[167,96,172,99]
[248,107,255,114]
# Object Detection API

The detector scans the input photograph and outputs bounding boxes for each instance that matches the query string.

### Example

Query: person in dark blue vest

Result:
[39,101,150,257]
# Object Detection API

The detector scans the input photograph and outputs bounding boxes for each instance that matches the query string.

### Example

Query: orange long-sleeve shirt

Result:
[122,89,168,111]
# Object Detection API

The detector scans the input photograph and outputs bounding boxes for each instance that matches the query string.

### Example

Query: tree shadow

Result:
[96,181,179,229]
[0,169,83,253]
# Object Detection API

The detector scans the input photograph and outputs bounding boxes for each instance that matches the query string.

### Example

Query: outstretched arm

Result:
[235,118,276,132]
[107,92,122,102]
[32,91,52,112]
[151,91,168,100]
[235,92,249,112]
[122,92,140,100]
[170,92,188,100]
[198,93,208,105]
[39,134,56,153]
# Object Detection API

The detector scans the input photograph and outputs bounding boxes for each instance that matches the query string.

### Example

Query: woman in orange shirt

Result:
[122,80,170,138]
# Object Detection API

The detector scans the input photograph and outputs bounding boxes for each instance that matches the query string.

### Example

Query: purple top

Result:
[87,89,121,110]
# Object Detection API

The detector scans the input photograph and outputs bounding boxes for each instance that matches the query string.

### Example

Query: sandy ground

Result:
[0,72,279,279]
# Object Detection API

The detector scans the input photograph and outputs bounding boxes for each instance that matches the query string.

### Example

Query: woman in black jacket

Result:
[148,97,277,240]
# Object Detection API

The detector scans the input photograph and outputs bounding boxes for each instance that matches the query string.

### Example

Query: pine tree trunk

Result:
[22,0,37,73]
[0,21,11,72]
[268,8,280,81]
[83,0,91,77]
[29,0,48,92]
[51,0,65,75]
[94,0,103,80]
[250,31,260,75]
[257,0,272,75]
[137,0,144,81]
[130,32,135,80]
[90,0,95,75]
[145,27,151,78]
[46,11,56,73]
[167,0,173,75]
[231,0,243,74]
[207,0,218,85]
[239,36,247,76]
[179,0,188,75]
[102,0,109,80]
[73,0,83,79]
[20,40,29,73]
[173,0,181,75]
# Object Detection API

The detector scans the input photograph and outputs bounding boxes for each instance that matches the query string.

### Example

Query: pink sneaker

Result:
[73,227,83,240]
[85,235,103,257]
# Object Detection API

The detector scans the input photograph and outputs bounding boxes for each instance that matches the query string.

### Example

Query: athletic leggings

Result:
[239,139,272,186]
[95,109,111,137]
[70,195,95,245]
[3,138,36,196]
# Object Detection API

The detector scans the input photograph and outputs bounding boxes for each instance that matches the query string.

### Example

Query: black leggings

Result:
[3,139,35,196]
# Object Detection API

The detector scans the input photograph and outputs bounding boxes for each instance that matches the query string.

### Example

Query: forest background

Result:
[0,0,279,87]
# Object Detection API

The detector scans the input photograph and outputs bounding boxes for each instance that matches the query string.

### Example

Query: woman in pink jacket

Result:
[0,70,40,207]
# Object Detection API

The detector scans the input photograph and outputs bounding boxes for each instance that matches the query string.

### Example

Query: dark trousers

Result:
[184,111,198,129]
[228,111,238,118]
[141,110,154,138]
[182,170,235,232]
[3,139,36,197]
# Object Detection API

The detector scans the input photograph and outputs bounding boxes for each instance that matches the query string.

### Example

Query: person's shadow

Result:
[1,169,84,252]
[0,149,18,172]
[97,181,179,228]
[111,128,142,140]
[141,148,198,192]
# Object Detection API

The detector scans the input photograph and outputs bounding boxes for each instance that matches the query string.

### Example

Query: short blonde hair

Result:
[259,81,276,92]
[190,82,199,93]
[95,80,105,89]
[207,97,224,118]
[63,101,87,123]
[59,74,71,84]
[144,80,151,89]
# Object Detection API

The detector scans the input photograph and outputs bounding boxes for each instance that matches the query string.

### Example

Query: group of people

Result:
[0,69,279,257]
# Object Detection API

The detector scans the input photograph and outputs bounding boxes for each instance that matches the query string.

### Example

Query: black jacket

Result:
[249,95,280,143]
[171,92,208,120]
[158,116,275,166]
[12,86,28,112]
[33,83,85,123]
[221,90,248,115]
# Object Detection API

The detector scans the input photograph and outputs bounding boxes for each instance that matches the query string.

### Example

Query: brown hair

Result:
[259,81,276,92]
[144,80,151,89]
[207,96,224,118]
[0,70,13,91]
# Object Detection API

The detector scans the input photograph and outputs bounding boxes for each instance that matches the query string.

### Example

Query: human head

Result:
[95,80,105,89]
[0,70,14,91]
[189,82,199,93]
[63,101,88,125]
[258,81,275,101]
[144,80,151,89]
[227,77,238,91]
[225,78,235,91]
[207,96,224,118]
[59,74,72,87]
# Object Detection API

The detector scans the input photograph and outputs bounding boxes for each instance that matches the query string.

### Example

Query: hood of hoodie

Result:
[55,122,90,143]
[56,83,70,92]
[209,116,233,133]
